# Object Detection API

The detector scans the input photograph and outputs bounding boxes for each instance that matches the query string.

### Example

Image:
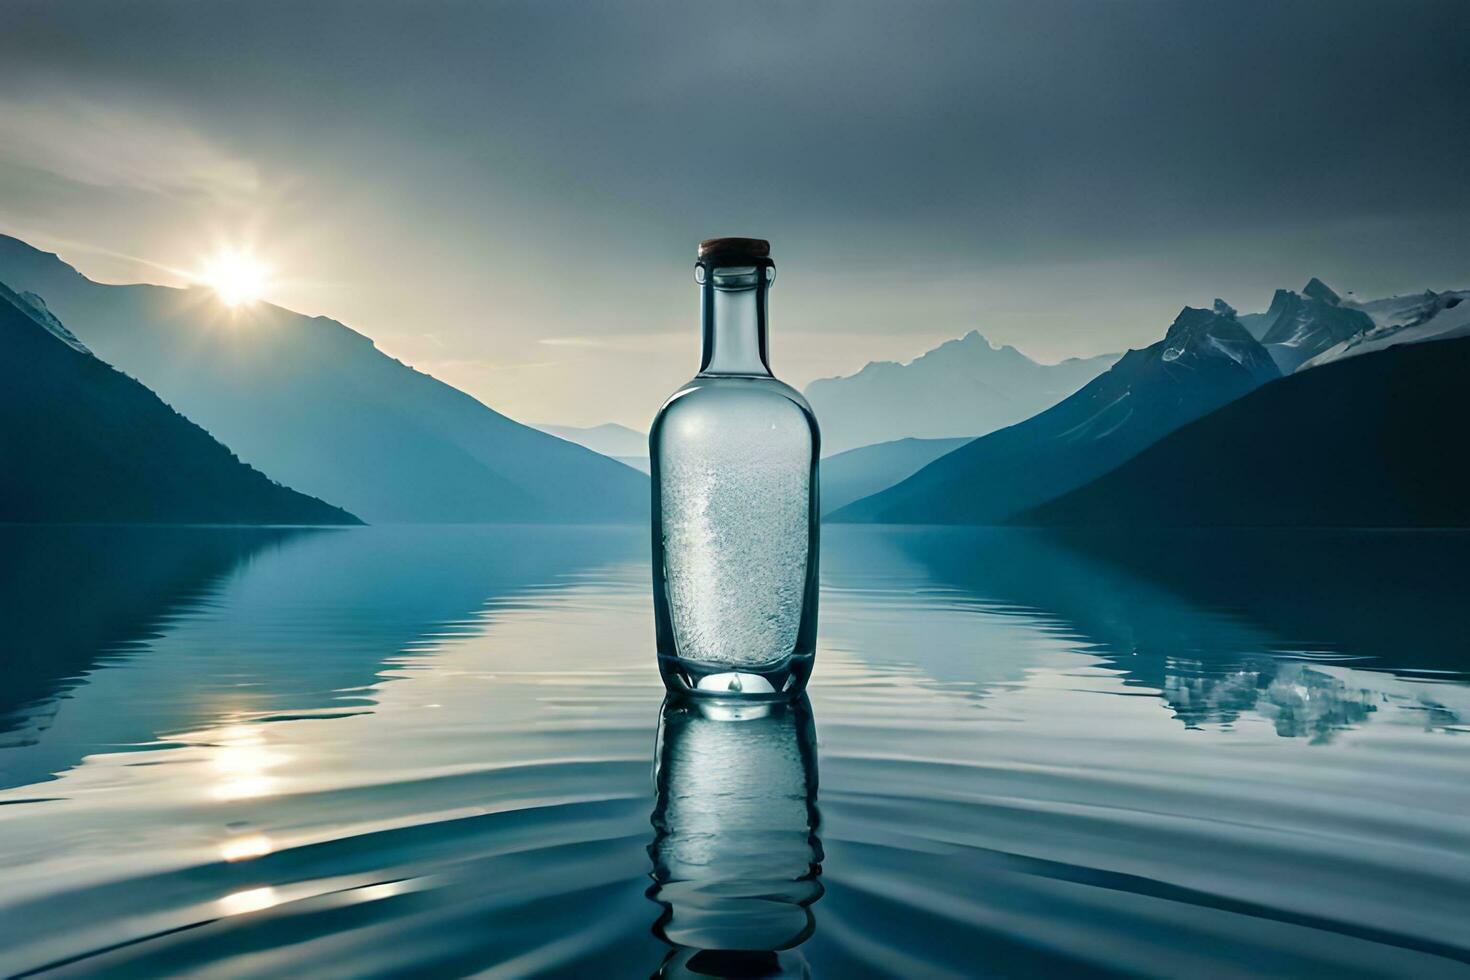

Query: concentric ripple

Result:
[0,525,1467,977]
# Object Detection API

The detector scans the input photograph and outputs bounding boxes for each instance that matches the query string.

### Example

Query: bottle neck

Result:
[699,273,772,377]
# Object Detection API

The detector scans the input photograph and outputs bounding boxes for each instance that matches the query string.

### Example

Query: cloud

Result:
[0,95,259,199]
[539,332,683,353]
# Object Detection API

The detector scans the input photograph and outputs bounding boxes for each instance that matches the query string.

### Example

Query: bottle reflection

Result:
[647,696,823,978]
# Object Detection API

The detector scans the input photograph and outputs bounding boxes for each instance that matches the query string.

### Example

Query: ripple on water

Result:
[0,525,1467,977]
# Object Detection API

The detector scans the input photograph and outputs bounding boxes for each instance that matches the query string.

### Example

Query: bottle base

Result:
[658,652,814,701]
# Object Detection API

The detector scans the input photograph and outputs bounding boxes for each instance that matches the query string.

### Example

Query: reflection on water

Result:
[0,524,1467,976]
[0,524,634,791]
[649,696,822,977]
[0,526,304,767]
[874,527,1470,739]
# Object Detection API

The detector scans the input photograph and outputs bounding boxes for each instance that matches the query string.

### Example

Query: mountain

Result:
[0,235,647,524]
[820,437,972,515]
[1019,337,1470,527]
[535,422,648,458]
[831,302,1279,524]
[0,281,359,525]
[803,331,1118,455]
[1304,288,1470,369]
[1250,278,1374,373]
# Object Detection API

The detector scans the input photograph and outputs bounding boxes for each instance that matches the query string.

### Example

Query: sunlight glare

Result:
[218,886,280,916]
[200,249,271,307]
[219,834,274,862]
[208,723,284,800]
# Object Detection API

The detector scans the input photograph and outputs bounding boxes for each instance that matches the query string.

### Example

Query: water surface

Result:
[1,524,1467,977]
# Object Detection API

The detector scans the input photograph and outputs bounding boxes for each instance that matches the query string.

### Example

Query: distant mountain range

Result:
[0,281,357,525]
[1021,337,1470,527]
[535,422,648,458]
[0,235,647,524]
[832,302,1280,524]
[804,332,1118,455]
[820,437,971,515]
[7,229,1461,531]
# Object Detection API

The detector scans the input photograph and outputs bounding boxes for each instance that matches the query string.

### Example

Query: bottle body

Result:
[650,239,819,699]
[652,378,819,697]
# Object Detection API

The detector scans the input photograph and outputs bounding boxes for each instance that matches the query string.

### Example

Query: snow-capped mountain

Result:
[1304,288,1470,369]
[1250,278,1374,373]
[804,331,1118,455]
[831,303,1278,524]
[1021,335,1470,527]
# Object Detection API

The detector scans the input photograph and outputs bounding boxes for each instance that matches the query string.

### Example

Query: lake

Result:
[1,524,1468,978]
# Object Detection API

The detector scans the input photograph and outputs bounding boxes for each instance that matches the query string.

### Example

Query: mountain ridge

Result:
[819,436,973,516]
[0,280,360,525]
[534,422,648,459]
[831,304,1279,524]
[1019,337,1470,527]
[1253,279,1374,373]
[804,328,1119,454]
[0,234,648,524]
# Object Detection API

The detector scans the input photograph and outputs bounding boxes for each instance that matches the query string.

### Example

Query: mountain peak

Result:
[945,329,1033,362]
[1158,305,1278,379]
[1213,298,1237,318]
[932,329,999,356]
[1163,305,1228,340]
[1303,277,1341,306]
[802,326,1116,454]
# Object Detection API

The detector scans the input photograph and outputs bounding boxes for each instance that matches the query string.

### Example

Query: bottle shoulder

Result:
[652,374,820,450]
[657,374,815,417]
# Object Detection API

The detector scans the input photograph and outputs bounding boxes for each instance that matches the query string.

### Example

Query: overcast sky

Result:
[2,0,1466,427]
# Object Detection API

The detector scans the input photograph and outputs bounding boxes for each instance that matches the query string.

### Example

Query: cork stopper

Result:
[697,238,771,267]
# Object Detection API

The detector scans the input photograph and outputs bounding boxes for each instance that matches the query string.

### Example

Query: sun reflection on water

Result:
[219,834,273,863]
[208,724,286,801]
[217,886,279,916]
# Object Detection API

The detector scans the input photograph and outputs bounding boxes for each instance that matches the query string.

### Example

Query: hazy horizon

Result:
[3,0,1467,428]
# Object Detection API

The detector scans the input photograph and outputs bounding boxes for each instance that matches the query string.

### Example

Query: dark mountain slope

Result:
[819,436,972,515]
[1020,337,1470,527]
[0,235,646,524]
[0,282,359,525]
[831,303,1279,524]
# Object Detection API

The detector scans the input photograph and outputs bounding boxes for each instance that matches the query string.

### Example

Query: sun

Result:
[200,249,271,308]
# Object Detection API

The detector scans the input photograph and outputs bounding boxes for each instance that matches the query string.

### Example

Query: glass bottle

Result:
[650,238,820,699]
[647,695,823,975]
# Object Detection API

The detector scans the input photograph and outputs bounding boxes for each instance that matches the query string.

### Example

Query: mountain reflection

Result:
[648,696,823,978]
[0,525,641,790]
[0,525,305,752]
[871,527,1470,739]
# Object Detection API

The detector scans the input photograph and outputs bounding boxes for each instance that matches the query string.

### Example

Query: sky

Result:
[2,0,1467,428]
